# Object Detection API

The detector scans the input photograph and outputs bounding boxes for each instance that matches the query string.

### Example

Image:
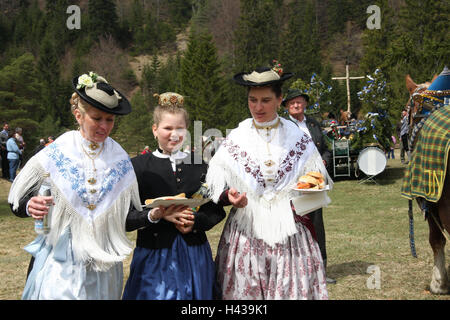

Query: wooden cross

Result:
[332,64,365,113]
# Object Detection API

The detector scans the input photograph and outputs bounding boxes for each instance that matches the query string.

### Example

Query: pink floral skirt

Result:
[215,216,328,300]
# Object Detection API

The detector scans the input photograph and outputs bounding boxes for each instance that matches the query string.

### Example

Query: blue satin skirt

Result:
[123,235,216,300]
[22,229,123,300]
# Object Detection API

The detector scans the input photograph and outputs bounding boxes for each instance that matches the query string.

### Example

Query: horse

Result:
[404,74,450,294]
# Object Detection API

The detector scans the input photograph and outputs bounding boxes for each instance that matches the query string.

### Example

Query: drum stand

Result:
[358,172,381,184]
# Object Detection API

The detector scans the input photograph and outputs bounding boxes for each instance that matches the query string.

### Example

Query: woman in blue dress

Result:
[122,92,226,300]
[9,72,141,299]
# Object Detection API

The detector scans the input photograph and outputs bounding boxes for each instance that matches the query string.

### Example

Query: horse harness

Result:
[406,93,448,257]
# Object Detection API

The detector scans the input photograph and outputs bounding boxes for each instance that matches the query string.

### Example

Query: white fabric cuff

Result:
[26,199,32,217]
[148,208,160,223]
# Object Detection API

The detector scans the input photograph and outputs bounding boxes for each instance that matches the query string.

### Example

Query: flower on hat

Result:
[272,59,283,76]
[77,71,99,89]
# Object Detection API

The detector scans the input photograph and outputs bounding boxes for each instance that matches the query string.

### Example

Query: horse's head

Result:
[405,74,437,127]
[405,74,439,150]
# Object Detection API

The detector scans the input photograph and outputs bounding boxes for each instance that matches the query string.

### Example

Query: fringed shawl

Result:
[206,118,332,246]
[9,131,141,271]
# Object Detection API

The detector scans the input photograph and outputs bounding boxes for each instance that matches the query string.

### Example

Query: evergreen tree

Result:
[45,0,75,55]
[326,0,349,36]
[158,53,182,94]
[280,0,322,80]
[180,32,228,134]
[88,0,119,39]
[168,0,193,27]
[360,0,394,73]
[386,0,449,80]
[37,34,61,120]
[0,53,43,157]
[226,0,282,130]
[233,0,279,71]
[141,53,162,98]
[112,90,154,154]
[0,13,12,53]
[380,0,448,119]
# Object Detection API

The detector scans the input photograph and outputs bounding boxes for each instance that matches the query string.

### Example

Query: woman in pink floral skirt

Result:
[206,65,330,300]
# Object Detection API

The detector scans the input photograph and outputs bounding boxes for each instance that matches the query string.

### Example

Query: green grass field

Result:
[0,150,448,300]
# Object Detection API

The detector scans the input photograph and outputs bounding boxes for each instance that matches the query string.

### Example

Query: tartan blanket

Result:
[401,105,450,202]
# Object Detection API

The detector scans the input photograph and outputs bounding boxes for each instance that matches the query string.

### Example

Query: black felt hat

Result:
[233,67,293,87]
[72,72,131,115]
[282,88,310,106]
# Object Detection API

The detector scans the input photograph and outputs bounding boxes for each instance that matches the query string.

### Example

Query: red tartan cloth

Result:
[291,201,317,241]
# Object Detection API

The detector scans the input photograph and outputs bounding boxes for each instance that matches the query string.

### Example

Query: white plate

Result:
[292,191,331,216]
[292,185,330,193]
[143,198,210,209]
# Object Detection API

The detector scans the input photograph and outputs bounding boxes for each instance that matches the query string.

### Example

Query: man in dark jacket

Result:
[0,122,9,179]
[283,88,336,284]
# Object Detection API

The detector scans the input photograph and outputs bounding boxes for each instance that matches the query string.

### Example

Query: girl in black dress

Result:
[123,92,226,300]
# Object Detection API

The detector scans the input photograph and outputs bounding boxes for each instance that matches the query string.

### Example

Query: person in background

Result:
[14,127,25,168]
[45,136,55,147]
[30,139,46,158]
[282,88,335,285]
[386,135,396,159]
[15,127,25,150]
[0,122,10,180]
[6,130,22,182]
[140,145,150,154]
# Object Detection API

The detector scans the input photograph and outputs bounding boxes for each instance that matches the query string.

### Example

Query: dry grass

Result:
[0,149,448,300]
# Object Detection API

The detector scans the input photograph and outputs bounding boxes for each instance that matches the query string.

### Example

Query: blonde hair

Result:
[70,92,92,115]
[153,104,189,128]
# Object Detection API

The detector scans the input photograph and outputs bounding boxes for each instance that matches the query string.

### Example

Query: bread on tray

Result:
[144,193,186,205]
[296,172,326,190]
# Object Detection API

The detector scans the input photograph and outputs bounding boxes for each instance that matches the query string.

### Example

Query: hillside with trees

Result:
[0,0,448,157]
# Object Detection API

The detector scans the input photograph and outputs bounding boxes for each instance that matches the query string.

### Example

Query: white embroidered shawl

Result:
[9,131,142,271]
[206,118,331,246]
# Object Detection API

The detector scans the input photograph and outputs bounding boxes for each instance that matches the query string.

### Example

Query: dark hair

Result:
[247,83,283,98]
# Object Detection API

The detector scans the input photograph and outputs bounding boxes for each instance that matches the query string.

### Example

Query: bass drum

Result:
[357,147,386,176]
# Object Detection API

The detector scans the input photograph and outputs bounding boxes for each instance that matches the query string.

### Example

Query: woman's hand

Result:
[161,204,194,225]
[27,196,53,219]
[175,217,194,234]
[228,188,248,208]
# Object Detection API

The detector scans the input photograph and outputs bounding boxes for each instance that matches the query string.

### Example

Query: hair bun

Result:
[155,92,184,108]
[70,92,80,108]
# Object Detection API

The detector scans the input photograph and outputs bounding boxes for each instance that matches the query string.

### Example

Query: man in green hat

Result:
[283,88,336,284]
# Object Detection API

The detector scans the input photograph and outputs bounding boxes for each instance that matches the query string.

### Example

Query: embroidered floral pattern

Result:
[276,135,312,182]
[222,139,266,188]
[222,135,313,187]
[216,219,328,300]
[46,143,133,208]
